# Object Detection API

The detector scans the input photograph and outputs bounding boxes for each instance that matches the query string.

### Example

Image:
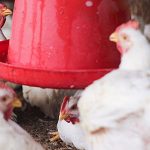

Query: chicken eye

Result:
[70,104,77,110]
[1,96,7,102]
[122,34,128,40]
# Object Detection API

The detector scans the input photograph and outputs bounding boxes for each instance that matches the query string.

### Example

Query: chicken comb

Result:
[60,96,70,113]
[0,3,6,9]
[116,20,140,32]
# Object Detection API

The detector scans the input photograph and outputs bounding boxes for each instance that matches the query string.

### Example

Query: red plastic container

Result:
[8,0,130,70]
[0,0,130,88]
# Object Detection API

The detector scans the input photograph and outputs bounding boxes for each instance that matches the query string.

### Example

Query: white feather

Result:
[2,15,12,39]
[22,86,77,118]
[119,28,150,70]
[0,113,44,150]
[57,120,88,150]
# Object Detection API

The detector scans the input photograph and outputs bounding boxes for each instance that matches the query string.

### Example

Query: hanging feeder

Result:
[0,0,130,89]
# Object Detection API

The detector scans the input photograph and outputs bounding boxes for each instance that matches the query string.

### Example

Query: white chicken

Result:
[0,82,44,150]
[2,0,14,39]
[0,3,12,40]
[50,90,88,149]
[1,0,14,39]
[22,85,77,119]
[78,20,150,150]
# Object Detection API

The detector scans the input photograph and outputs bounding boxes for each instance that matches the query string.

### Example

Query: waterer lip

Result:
[0,40,114,89]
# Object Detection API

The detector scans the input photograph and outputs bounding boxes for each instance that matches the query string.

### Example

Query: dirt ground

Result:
[14,88,77,150]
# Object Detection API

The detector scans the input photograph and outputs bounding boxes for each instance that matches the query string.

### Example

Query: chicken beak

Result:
[2,8,12,16]
[12,98,22,108]
[59,113,69,120]
[109,32,118,43]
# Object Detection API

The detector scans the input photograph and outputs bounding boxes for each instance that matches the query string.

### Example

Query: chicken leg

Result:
[49,131,60,142]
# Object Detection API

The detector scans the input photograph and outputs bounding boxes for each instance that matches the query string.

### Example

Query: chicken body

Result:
[22,86,77,119]
[57,120,87,149]
[1,0,13,39]
[78,21,150,150]
[0,3,12,40]
[79,70,150,150]
[0,116,44,150]
[2,14,12,39]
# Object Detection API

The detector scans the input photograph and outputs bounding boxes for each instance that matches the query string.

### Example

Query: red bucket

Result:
[8,0,130,70]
